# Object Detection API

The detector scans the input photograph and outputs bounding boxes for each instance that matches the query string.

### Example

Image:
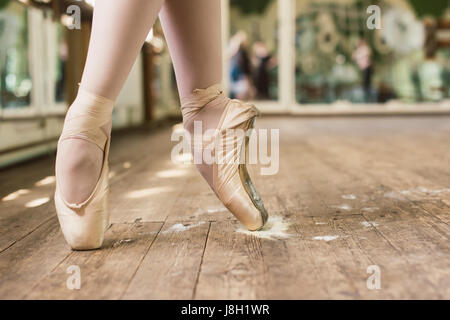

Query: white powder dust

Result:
[312,235,339,242]
[413,187,450,195]
[360,221,379,228]
[236,216,292,240]
[113,238,133,247]
[384,187,450,200]
[332,204,352,211]
[342,194,357,200]
[163,222,205,234]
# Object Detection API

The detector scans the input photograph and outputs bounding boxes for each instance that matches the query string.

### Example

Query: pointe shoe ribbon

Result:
[55,89,114,250]
[181,84,268,231]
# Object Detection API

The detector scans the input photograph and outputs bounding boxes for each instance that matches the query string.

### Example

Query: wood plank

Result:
[25,222,162,300]
[110,161,192,223]
[0,169,57,252]
[194,220,267,299]
[110,130,198,223]
[319,132,450,228]
[165,166,232,223]
[359,208,450,298]
[197,216,395,299]
[417,200,450,225]
[0,157,55,199]
[123,221,210,299]
[286,214,380,299]
[0,202,53,253]
[297,129,450,297]
[0,217,71,299]
[332,214,443,299]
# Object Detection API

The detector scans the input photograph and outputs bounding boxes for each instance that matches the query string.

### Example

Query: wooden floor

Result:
[1,115,449,299]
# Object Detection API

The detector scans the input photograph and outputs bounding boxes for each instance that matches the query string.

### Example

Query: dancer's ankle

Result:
[56,89,114,204]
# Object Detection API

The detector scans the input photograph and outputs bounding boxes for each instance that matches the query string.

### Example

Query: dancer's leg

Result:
[159,0,222,100]
[159,0,225,184]
[160,0,268,230]
[57,0,164,204]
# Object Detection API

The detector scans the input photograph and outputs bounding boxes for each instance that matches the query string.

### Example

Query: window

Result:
[229,0,279,101]
[53,24,67,104]
[294,0,450,105]
[0,1,32,109]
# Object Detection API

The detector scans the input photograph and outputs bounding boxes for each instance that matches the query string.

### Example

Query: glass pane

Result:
[0,1,32,109]
[54,24,67,103]
[294,0,450,104]
[229,0,278,101]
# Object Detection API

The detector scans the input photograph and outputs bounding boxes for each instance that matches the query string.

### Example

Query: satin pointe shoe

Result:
[181,84,269,231]
[54,89,114,250]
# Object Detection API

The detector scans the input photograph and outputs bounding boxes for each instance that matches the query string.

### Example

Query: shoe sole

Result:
[238,116,269,231]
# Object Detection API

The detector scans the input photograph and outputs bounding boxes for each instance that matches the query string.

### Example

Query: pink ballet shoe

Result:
[182,84,269,231]
[54,89,113,250]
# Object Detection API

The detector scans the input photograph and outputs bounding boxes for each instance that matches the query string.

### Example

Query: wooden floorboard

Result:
[194,220,268,300]
[123,221,210,299]
[26,222,163,300]
[0,116,449,299]
[0,217,71,299]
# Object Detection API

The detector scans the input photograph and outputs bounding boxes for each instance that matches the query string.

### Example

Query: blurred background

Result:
[0,0,449,167]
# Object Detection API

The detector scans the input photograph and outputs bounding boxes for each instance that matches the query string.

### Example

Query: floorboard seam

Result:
[0,214,54,254]
[118,222,164,300]
[23,247,74,299]
[363,214,444,299]
[413,201,450,228]
[191,221,211,300]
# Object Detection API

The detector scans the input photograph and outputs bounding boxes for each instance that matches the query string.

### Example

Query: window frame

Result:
[1,5,67,121]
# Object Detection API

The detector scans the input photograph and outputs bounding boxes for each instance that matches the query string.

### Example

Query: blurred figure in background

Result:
[353,37,373,102]
[418,18,445,101]
[228,31,254,99]
[252,41,276,100]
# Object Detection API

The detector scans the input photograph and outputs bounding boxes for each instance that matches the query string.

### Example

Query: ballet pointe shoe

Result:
[54,89,114,250]
[181,84,269,231]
